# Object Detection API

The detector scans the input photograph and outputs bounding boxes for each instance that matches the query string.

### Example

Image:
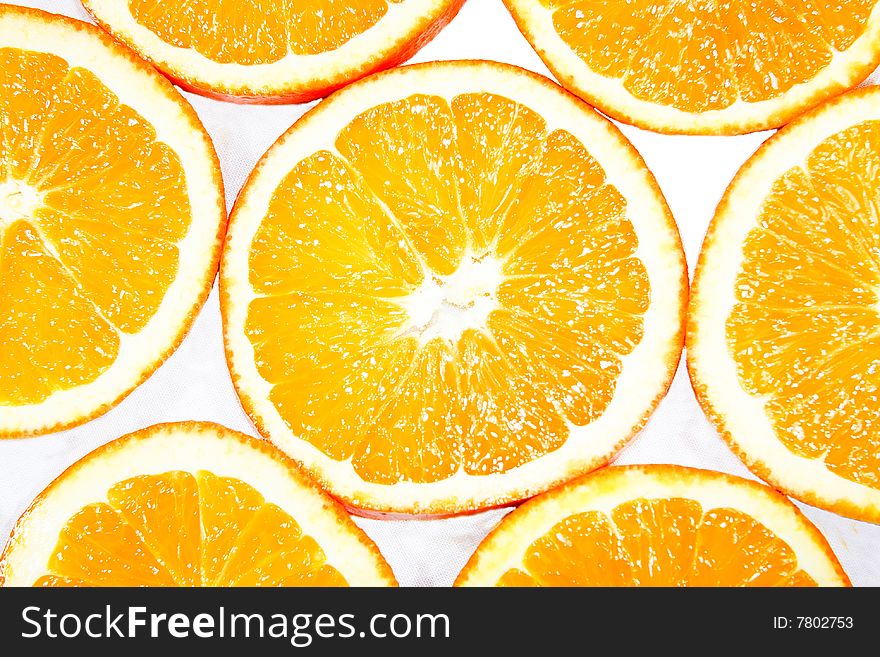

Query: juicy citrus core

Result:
[223,62,686,513]
[0,180,42,227]
[245,93,648,486]
[394,253,504,344]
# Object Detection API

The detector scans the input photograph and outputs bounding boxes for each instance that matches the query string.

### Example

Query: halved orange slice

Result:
[0,422,396,586]
[689,86,880,523]
[503,0,880,135]
[221,61,687,515]
[455,465,850,586]
[80,0,465,103]
[0,6,225,438]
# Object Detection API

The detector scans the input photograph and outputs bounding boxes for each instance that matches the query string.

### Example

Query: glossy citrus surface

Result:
[246,96,649,485]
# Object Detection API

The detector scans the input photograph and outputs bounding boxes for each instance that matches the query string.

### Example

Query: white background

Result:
[2,0,879,587]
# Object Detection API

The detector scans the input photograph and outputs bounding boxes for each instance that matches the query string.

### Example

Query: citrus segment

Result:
[503,0,880,134]
[336,94,466,275]
[456,466,849,587]
[0,47,67,179]
[81,0,465,102]
[222,62,686,513]
[450,93,546,253]
[251,98,645,479]
[248,150,423,298]
[0,423,395,587]
[0,7,224,437]
[689,87,880,521]
[0,221,118,405]
[40,502,176,587]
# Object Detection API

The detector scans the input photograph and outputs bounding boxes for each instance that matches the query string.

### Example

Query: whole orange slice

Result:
[0,422,396,587]
[80,0,465,103]
[221,61,687,515]
[456,465,850,587]
[689,86,880,523]
[0,6,225,438]
[503,0,880,135]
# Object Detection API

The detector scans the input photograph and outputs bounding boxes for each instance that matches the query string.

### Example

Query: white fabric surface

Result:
[2,0,879,587]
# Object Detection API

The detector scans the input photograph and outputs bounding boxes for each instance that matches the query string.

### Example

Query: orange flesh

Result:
[541,0,875,112]
[498,497,816,586]
[129,0,405,64]
[34,470,347,587]
[728,120,880,489]
[246,92,649,484]
[0,48,189,405]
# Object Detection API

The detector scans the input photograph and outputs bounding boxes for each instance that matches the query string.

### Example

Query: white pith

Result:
[0,424,392,586]
[689,89,880,520]
[456,466,849,587]
[81,0,458,97]
[503,0,880,134]
[394,251,503,344]
[222,62,686,513]
[0,11,224,436]
[0,180,43,228]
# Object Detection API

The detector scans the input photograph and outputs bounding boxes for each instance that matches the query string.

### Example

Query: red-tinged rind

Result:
[81,0,466,104]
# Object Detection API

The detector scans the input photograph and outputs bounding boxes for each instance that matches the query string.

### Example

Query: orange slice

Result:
[455,465,850,586]
[0,422,396,587]
[503,0,880,135]
[80,0,465,103]
[221,61,687,515]
[0,7,225,438]
[689,86,880,523]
